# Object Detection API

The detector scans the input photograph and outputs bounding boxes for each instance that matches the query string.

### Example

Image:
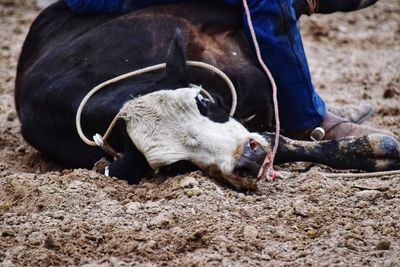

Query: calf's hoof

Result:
[93,157,111,174]
[367,134,400,171]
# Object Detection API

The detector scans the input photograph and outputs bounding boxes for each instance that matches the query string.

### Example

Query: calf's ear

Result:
[164,28,189,86]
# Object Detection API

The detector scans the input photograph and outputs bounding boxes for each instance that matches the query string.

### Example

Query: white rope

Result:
[277,170,400,180]
[76,61,238,147]
[321,170,400,179]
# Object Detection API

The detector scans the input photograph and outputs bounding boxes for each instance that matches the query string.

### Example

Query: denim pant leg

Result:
[242,0,326,131]
[120,0,239,11]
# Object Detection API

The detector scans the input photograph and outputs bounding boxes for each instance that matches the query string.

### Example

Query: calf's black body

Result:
[16,2,399,183]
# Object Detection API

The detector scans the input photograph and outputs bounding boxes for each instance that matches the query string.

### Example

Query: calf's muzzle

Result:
[233,139,267,178]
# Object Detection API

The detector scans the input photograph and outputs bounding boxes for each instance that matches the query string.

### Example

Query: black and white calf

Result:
[15,2,399,189]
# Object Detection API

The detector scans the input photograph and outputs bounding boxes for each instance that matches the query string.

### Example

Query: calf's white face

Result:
[119,87,269,189]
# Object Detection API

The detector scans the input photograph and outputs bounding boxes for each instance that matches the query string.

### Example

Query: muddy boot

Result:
[294,0,378,17]
[287,111,394,141]
[328,103,373,124]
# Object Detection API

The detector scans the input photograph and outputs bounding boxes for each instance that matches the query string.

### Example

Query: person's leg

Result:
[120,0,242,12]
[315,0,378,14]
[64,0,198,13]
[242,0,393,140]
[64,0,125,13]
[242,0,326,132]
[293,0,379,17]
[64,0,239,14]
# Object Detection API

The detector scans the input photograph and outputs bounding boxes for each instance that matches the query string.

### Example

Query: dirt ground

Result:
[0,0,399,266]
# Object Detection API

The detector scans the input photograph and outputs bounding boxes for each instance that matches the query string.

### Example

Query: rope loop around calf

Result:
[76,61,238,149]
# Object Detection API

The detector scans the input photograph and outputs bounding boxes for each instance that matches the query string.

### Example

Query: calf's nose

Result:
[233,139,267,177]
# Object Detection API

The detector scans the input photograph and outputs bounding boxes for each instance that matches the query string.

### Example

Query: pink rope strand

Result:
[306,0,318,15]
[242,0,280,180]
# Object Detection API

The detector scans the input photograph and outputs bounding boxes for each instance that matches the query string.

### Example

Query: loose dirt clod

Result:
[375,240,391,250]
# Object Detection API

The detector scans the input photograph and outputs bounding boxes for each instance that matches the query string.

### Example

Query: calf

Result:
[15,2,399,189]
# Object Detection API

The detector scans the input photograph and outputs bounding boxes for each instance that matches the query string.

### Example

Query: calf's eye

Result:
[195,94,211,116]
[195,94,230,123]
[196,94,211,107]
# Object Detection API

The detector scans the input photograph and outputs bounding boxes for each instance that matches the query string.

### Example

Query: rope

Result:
[76,61,238,149]
[93,133,120,159]
[321,170,400,179]
[275,170,400,179]
[306,0,318,15]
[242,0,280,181]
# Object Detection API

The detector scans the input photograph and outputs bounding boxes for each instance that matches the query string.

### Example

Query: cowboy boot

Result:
[328,103,373,124]
[286,111,394,141]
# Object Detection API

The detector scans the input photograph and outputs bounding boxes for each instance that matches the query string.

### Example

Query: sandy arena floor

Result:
[0,0,399,266]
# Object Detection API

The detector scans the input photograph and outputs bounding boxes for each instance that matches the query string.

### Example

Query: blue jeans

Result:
[65,0,326,131]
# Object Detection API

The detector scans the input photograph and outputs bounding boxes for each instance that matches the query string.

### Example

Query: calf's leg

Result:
[104,129,153,184]
[263,133,400,171]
